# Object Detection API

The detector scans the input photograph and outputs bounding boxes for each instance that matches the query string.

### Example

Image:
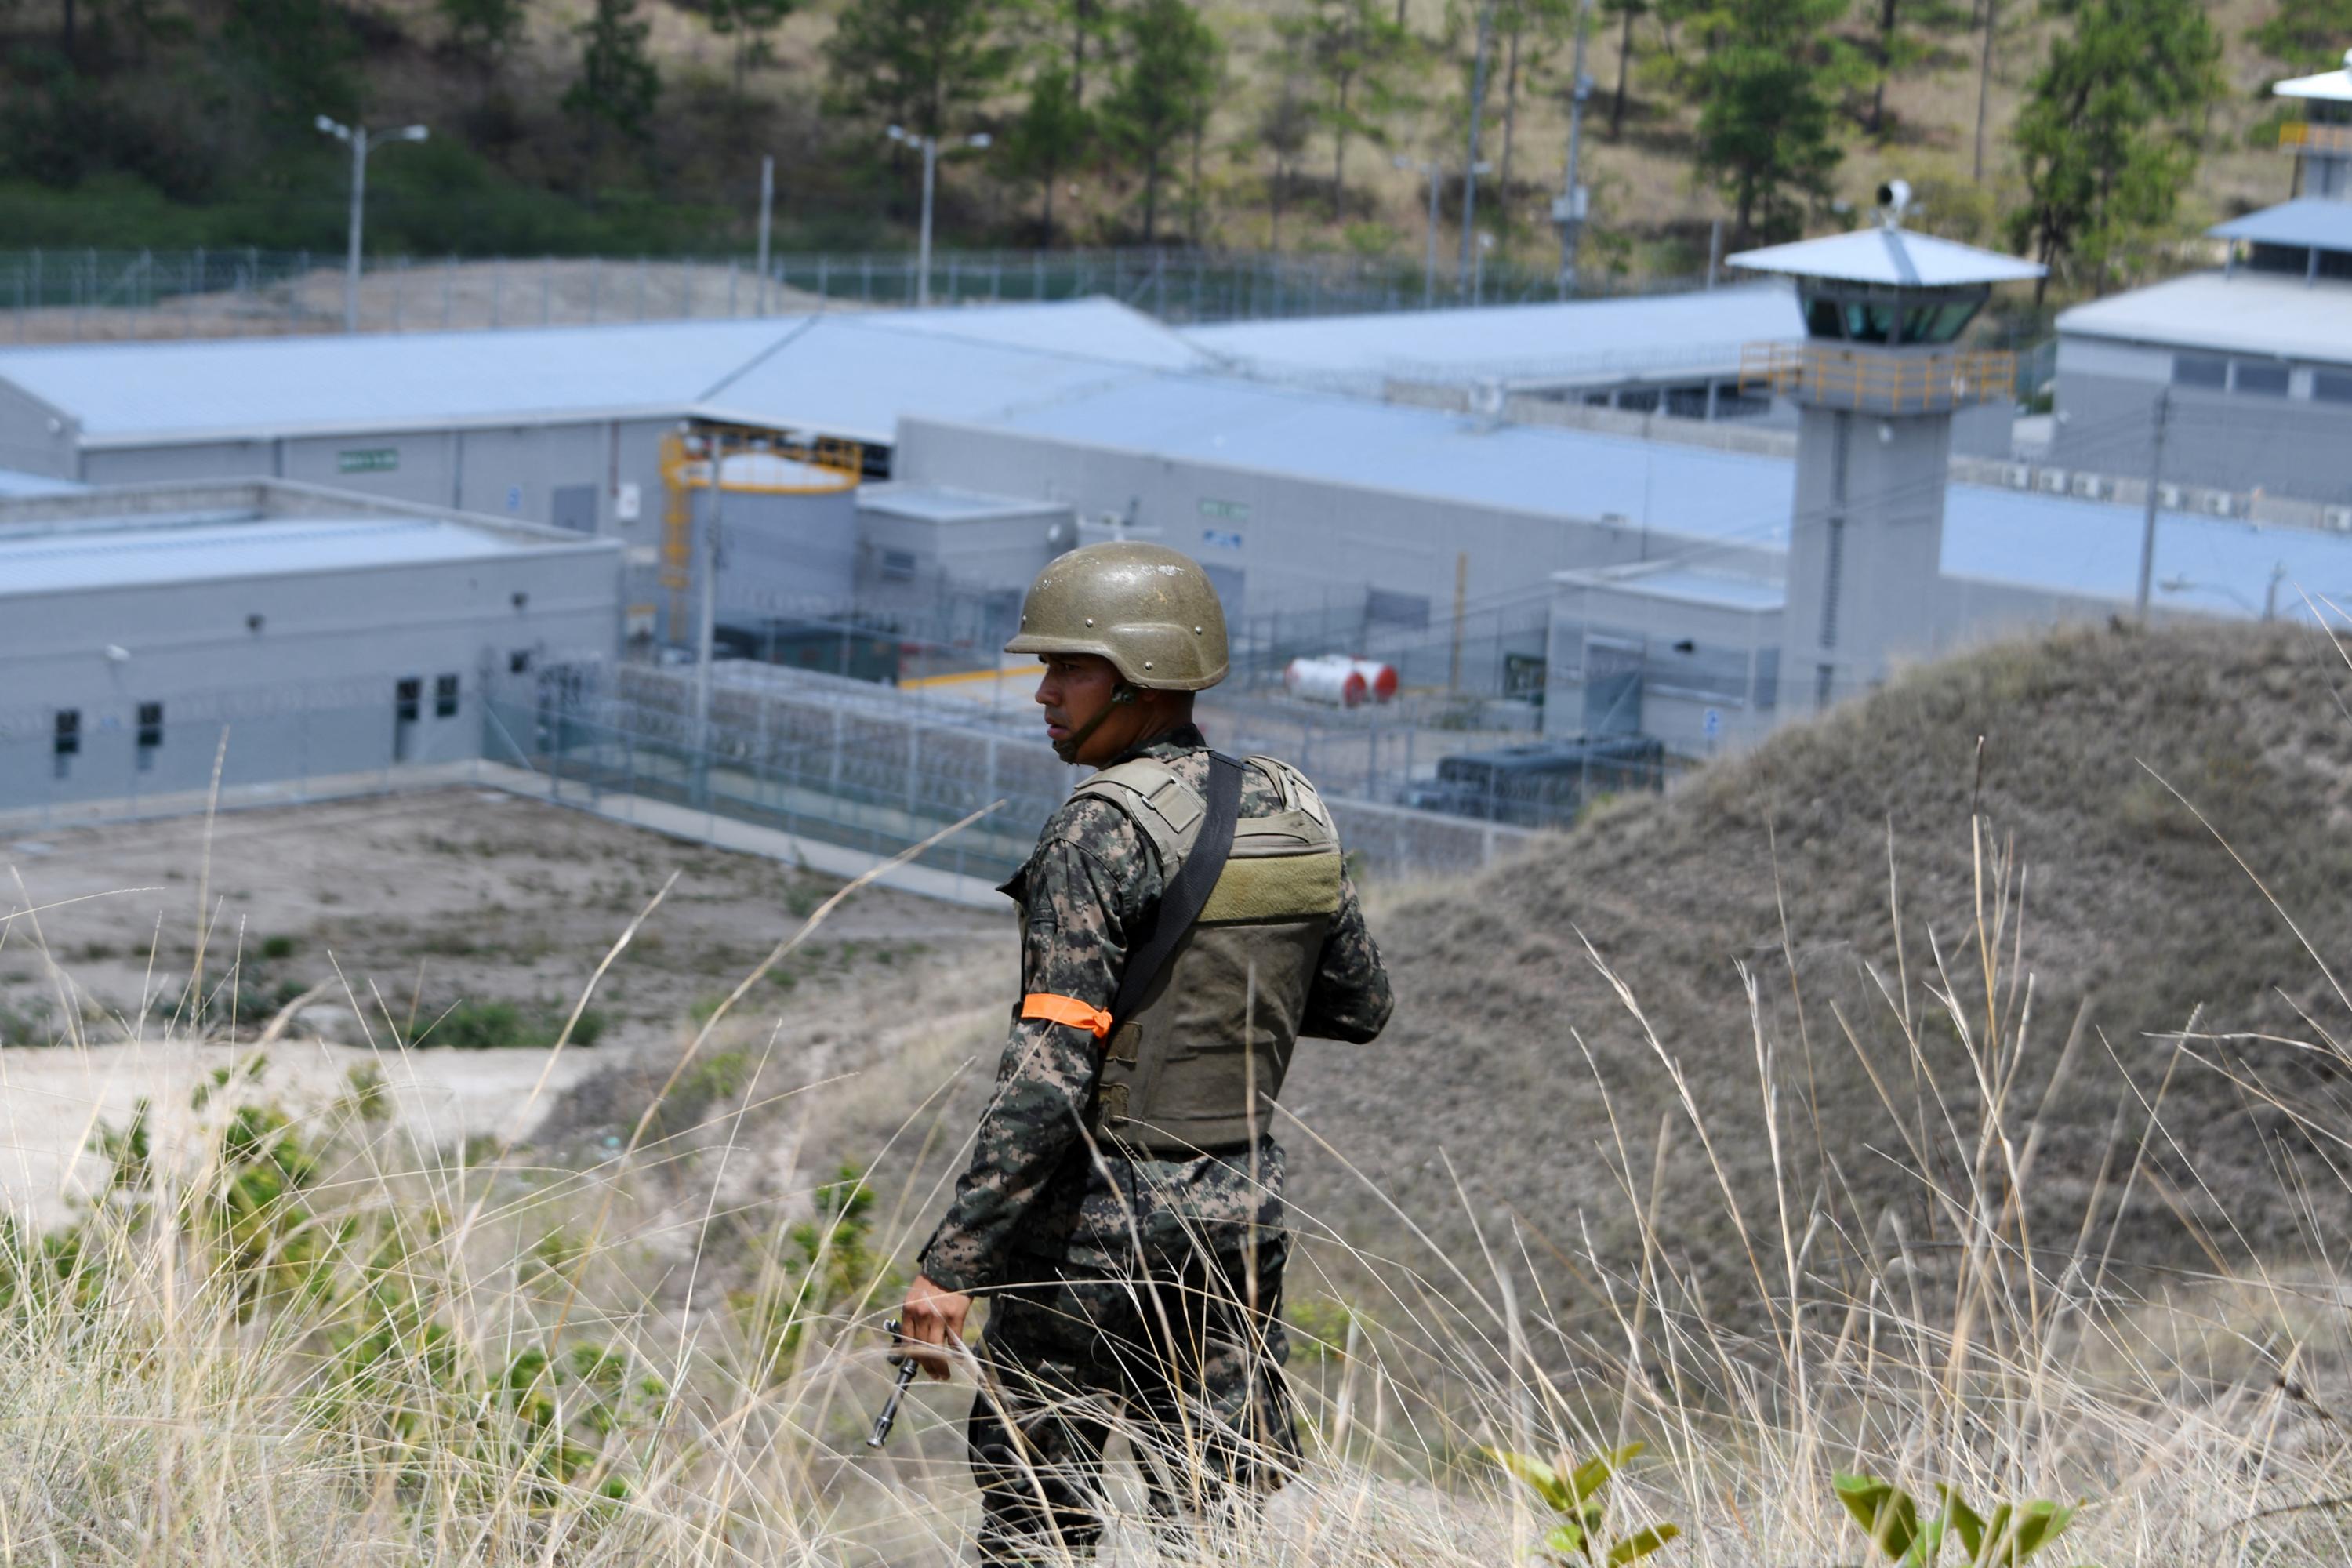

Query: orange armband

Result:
[1021,993,1115,1040]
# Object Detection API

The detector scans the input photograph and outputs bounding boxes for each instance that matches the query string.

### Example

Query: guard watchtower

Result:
[1730,185,2045,712]
[2278,49,2352,201]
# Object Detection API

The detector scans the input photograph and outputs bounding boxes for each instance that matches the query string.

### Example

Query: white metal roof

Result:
[1729,226,2045,287]
[857,483,1063,523]
[2056,270,2352,364]
[2209,197,2352,250]
[0,467,83,498]
[932,368,2352,618]
[0,514,521,595]
[1555,568,1788,612]
[2277,56,2352,101]
[1181,284,1803,393]
[0,298,1211,448]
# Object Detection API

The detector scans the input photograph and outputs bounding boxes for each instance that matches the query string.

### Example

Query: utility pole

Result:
[2135,389,2170,622]
[756,155,775,314]
[692,432,724,804]
[1459,0,1498,295]
[1552,0,1594,297]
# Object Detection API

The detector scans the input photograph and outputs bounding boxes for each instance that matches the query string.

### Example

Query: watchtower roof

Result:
[2276,52,2352,102]
[1727,227,2045,289]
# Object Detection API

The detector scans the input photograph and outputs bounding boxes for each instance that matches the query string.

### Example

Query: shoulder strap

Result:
[1111,750,1244,1025]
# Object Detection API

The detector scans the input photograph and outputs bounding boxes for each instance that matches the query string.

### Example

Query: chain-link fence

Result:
[0,246,1703,343]
[490,662,1547,887]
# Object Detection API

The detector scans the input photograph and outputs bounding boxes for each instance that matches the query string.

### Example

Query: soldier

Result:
[898,540,1394,1563]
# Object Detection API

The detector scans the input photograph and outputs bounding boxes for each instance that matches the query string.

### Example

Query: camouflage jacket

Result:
[917,723,1393,1294]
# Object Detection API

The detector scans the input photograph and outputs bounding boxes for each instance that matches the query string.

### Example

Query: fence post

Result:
[728,256,739,316]
[589,256,601,323]
[443,256,455,328]
[492,259,505,327]
[818,253,829,303]
[636,256,648,320]
[543,256,554,325]
[862,254,873,302]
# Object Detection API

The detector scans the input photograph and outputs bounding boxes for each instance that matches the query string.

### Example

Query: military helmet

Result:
[1004,541,1229,691]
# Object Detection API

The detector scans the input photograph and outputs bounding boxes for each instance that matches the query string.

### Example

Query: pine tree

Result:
[439,0,527,69]
[1659,0,1856,243]
[823,0,1014,139]
[2252,0,2352,71]
[708,0,796,105]
[2005,0,2220,303]
[1003,64,1091,243]
[1254,78,1317,246]
[1102,0,1221,242]
[564,0,662,152]
[1293,0,1411,222]
[1603,0,1646,139]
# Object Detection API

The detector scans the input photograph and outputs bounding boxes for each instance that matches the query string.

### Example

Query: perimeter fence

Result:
[0,245,1702,342]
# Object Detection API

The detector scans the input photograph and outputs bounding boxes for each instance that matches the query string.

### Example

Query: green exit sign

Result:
[338,448,399,474]
[1198,497,1249,522]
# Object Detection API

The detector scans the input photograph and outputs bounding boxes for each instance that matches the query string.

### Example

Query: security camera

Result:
[1876,179,1913,227]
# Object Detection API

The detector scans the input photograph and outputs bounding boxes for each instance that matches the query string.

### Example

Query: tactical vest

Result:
[1068,753,1344,1156]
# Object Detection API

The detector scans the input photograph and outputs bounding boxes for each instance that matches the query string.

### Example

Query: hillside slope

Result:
[1281,620,2352,1312]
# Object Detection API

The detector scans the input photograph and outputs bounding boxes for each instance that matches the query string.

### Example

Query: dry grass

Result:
[7,622,2352,1563]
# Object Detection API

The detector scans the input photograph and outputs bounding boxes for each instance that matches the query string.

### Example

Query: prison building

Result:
[0,479,619,811]
[894,291,2352,755]
[2049,50,2352,506]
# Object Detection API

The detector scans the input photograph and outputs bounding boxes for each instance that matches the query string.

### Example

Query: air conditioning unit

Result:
[2158,484,2185,510]
[2069,472,2112,500]
[2004,463,2033,490]
[2325,505,2352,534]
[2200,492,2240,518]
[2037,468,2070,495]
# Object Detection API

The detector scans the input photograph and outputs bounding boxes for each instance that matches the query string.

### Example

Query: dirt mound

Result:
[1283,620,2352,1305]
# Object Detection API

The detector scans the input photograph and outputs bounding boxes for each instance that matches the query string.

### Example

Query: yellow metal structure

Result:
[2281,120,2352,155]
[1739,342,2016,413]
[658,428,863,631]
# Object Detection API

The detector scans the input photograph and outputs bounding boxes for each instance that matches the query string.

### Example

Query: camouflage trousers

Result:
[966,1233,1301,1564]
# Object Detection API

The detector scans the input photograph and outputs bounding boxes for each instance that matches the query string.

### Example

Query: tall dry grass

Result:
[4,786,2352,1567]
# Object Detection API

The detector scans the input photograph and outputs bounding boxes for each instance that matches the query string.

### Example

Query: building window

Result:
[2172,354,2227,389]
[136,702,162,771]
[509,650,533,675]
[396,677,421,724]
[880,549,918,583]
[1814,664,1835,711]
[53,709,78,779]
[435,673,460,718]
[2315,370,2352,404]
[2234,361,2289,397]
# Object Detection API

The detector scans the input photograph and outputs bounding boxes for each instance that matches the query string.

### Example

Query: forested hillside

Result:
[0,0,2343,297]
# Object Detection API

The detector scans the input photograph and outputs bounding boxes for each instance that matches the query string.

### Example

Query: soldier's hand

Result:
[899,1273,971,1381]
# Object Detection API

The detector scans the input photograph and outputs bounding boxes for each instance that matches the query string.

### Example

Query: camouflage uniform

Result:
[918,721,1392,1563]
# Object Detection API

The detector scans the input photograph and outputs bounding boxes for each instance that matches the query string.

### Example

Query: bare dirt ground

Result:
[0,788,1011,1226]
[0,257,853,345]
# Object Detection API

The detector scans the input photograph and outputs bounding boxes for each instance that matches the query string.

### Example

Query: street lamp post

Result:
[886,126,992,307]
[315,116,428,334]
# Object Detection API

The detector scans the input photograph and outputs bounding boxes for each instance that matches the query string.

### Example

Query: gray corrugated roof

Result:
[0,514,524,594]
[1730,227,2045,287]
[2056,270,2352,363]
[0,298,1210,448]
[1181,284,1802,392]
[2210,197,2352,250]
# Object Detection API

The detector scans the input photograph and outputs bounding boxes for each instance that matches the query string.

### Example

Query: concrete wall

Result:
[853,502,1066,622]
[893,417,1784,684]
[0,379,79,478]
[71,417,686,551]
[0,542,619,806]
[1780,407,1955,713]
[2053,336,2352,504]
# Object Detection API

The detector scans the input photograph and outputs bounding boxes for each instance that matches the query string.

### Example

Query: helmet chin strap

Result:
[1052,684,1138,765]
